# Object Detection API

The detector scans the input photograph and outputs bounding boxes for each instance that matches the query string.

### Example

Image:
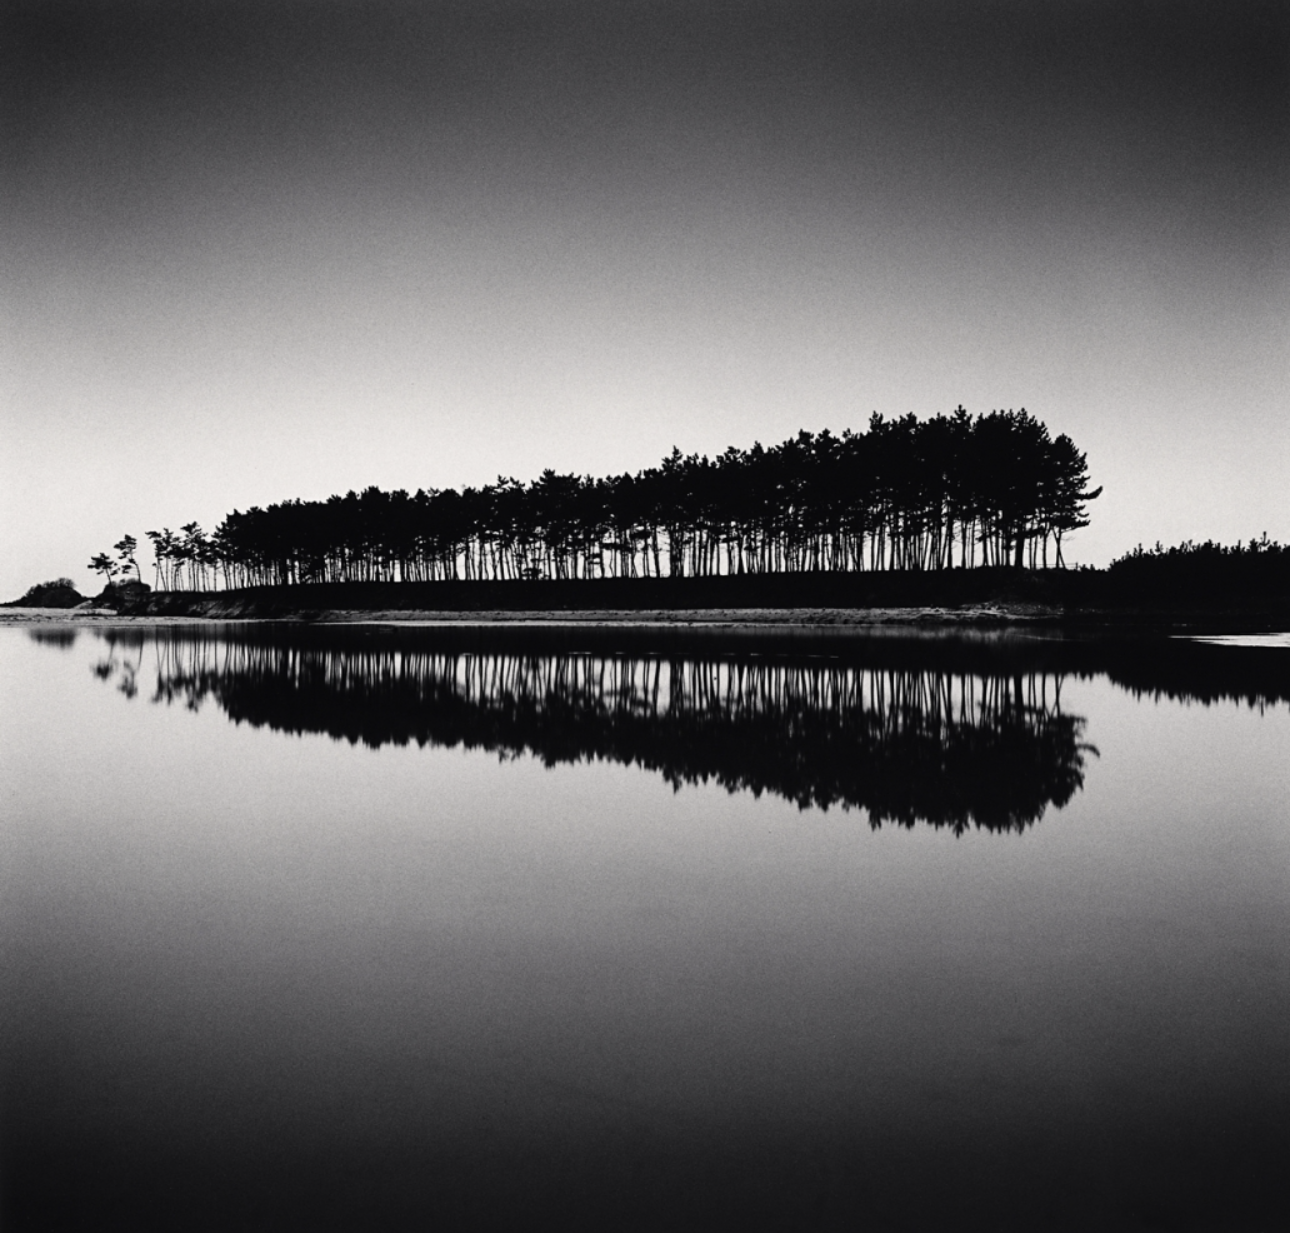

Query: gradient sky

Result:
[3,0,1287,595]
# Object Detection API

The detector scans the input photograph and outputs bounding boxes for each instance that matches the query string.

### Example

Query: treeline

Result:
[1106,535,1290,601]
[142,408,1099,590]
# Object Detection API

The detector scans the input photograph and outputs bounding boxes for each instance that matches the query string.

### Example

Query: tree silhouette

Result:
[144,408,1101,590]
[88,552,119,588]
[114,534,142,583]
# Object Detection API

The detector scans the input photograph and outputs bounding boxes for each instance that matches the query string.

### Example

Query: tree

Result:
[156,408,1099,590]
[88,553,119,588]
[1046,435,1102,568]
[114,534,142,582]
[146,529,179,589]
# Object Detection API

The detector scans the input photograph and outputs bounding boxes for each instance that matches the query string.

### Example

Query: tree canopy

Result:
[146,408,1100,590]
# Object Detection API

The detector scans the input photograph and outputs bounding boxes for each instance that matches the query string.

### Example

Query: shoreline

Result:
[3,602,1287,637]
[0,603,1058,626]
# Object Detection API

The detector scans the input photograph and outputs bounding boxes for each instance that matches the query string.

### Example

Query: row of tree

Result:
[110,408,1103,590]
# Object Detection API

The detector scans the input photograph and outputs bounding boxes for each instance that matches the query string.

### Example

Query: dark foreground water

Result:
[2,623,1287,1231]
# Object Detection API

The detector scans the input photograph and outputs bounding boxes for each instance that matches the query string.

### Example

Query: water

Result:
[3,623,1288,1230]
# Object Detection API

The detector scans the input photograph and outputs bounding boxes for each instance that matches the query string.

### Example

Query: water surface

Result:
[3,624,1287,1230]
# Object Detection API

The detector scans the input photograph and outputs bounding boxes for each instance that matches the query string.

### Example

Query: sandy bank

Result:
[0,603,1057,628]
[0,607,233,625]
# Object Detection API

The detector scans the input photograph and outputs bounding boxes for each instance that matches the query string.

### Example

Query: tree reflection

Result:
[87,629,142,698]
[86,628,1100,833]
[26,628,79,649]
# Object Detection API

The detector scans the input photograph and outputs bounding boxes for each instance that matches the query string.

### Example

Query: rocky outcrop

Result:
[92,579,153,610]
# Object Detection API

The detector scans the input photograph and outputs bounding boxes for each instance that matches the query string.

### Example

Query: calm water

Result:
[2,623,1288,1231]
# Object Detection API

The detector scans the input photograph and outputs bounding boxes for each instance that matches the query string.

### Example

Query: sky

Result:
[3,0,1287,595]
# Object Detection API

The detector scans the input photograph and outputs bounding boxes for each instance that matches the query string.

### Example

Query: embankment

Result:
[115,569,1289,631]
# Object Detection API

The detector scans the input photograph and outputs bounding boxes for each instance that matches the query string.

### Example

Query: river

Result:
[2,623,1287,1230]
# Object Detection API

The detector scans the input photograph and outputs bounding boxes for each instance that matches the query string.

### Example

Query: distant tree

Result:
[146,530,166,588]
[178,522,208,590]
[145,528,183,589]
[88,553,119,588]
[114,534,142,582]
[156,408,1100,590]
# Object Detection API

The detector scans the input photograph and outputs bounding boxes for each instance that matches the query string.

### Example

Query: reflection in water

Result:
[9,622,1289,1231]
[25,627,78,650]
[86,627,1096,833]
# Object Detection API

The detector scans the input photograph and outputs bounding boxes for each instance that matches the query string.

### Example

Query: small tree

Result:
[88,553,119,588]
[114,534,142,582]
